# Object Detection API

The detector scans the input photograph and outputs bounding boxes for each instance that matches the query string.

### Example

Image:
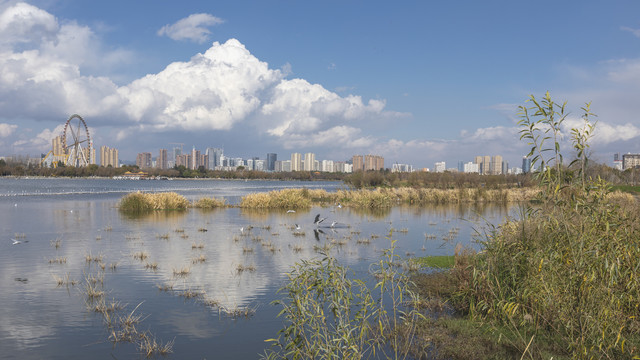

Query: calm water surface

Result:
[0,178,513,359]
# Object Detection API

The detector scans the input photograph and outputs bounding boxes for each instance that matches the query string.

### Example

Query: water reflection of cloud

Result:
[159,309,220,339]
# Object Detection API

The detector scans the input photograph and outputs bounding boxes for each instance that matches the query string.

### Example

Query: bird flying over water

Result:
[314,214,326,225]
[11,239,21,245]
[287,210,296,213]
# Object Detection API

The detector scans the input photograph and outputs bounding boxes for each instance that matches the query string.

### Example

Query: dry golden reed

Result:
[119,191,189,211]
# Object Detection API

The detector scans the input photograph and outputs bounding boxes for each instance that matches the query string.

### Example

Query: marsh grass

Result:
[53,273,77,287]
[132,251,148,261]
[179,288,203,299]
[50,238,62,249]
[172,266,191,277]
[412,255,455,269]
[240,188,315,209]
[192,196,227,209]
[220,303,257,319]
[48,256,67,264]
[236,264,257,273]
[192,255,206,264]
[263,242,424,360]
[156,233,170,240]
[191,242,204,249]
[455,93,640,359]
[84,251,103,263]
[239,187,538,210]
[144,262,158,271]
[242,246,254,254]
[156,283,173,292]
[119,191,189,212]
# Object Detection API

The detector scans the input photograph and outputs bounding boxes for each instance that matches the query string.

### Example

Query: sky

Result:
[1,0,640,169]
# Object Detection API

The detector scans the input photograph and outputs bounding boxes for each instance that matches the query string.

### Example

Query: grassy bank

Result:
[405,93,640,359]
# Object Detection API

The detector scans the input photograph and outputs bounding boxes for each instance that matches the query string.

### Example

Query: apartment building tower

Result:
[136,152,152,169]
[100,146,118,167]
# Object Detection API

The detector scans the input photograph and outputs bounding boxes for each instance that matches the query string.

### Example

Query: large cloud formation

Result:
[0,2,391,155]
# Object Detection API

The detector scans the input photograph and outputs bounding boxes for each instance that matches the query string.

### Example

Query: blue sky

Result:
[1,0,640,168]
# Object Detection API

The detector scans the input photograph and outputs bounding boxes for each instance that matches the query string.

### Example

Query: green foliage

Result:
[412,256,455,269]
[463,93,640,359]
[263,242,424,360]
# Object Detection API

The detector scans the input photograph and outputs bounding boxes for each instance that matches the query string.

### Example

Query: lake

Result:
[0,178,512,359]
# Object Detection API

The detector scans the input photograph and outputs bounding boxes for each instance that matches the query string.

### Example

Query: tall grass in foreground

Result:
[460,93,640,359]
[262,242,424,360]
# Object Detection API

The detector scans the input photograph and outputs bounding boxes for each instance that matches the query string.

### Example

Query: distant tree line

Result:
[1,159,638,188]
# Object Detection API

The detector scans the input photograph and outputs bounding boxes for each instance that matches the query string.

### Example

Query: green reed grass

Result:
[458,93,640,359]
[263,242,424,360]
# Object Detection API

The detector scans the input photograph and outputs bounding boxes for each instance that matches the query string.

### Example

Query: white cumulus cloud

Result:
[157,13,224,43]
[0,3,401,159]
[0,123,17,137]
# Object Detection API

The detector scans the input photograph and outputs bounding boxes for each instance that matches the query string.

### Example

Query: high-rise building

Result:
[490,155,503,175]
[304,153,316,171]
[291,153,302,171]
[176,154,190,168]
[321,160,334,172]
[352,155,364,172]
[364,155,384,171]
[622,153,640,170]
[190,147,200,170]
[100,146,118,167]
[136,152,152,169]
[522,156,532,173]
[277,160,291,172]
[463,162,479,173]
[434,161,446,173]
[266,153,277,171]
[157,149,168,169]
[206,148,223,169]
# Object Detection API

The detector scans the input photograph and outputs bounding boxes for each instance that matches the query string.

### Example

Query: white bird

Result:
[287,209,296,213]
[336,203,342,209]
[295,224,301,230]
[330,221,338,228]
[240,227,244,234]
[11,239,21,245]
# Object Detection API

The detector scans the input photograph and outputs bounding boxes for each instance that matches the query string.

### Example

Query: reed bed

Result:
[463,188,640,359]
[192,196,227,209]
[240,188,315,209]
[238,187,539,210]
[119,191,189,211]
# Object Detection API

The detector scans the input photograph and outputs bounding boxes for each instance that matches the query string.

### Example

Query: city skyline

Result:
[1,2,640,168]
